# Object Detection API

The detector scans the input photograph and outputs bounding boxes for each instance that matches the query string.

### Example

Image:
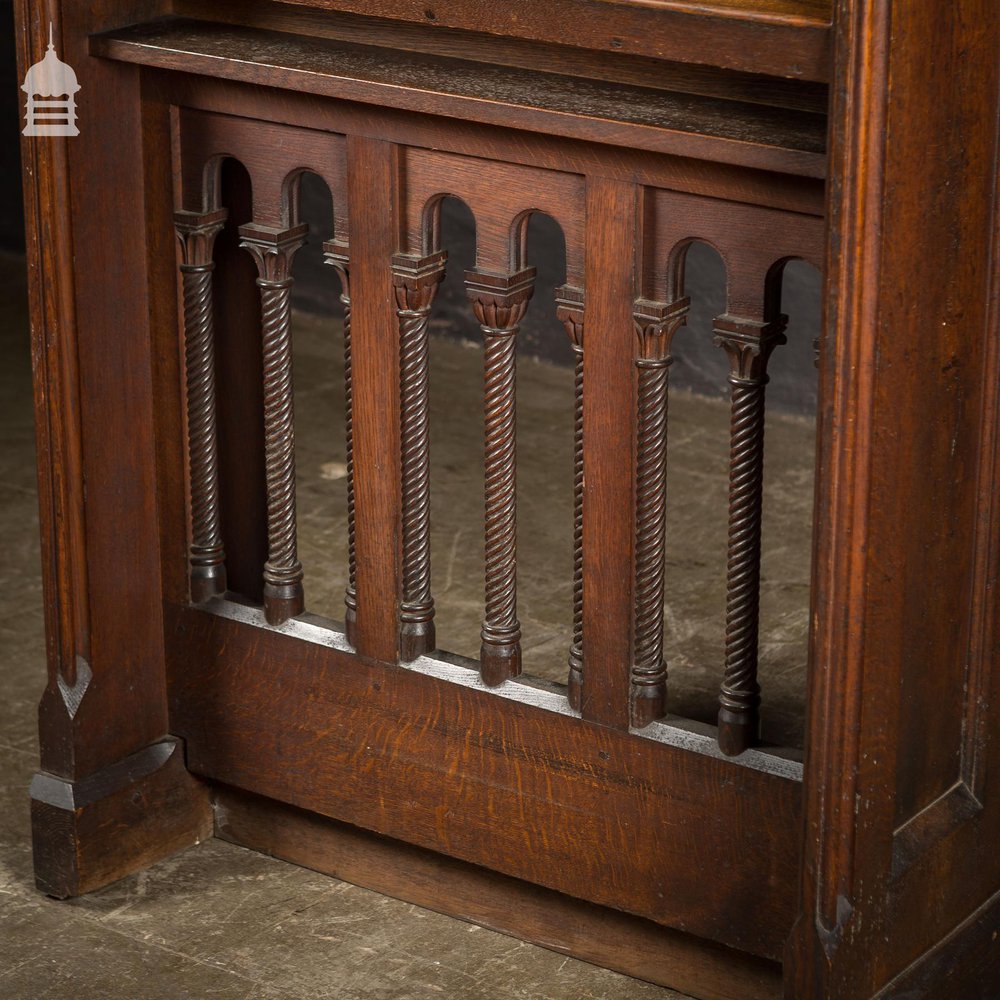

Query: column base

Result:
[567,651,583,712]
[717,707,760,757]
[480,636,521,687]
[190,562,227,604]
[263,581,304,626]
[399,614,436,662]
[344,590,358,649]
[631,681,667,728]
[30,736,212,899]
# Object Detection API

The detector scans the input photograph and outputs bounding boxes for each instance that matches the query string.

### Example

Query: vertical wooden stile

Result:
[346,137,404,663]
[580,178,638,729]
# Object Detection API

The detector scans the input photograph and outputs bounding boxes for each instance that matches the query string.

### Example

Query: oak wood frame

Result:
[16,1,1000,998]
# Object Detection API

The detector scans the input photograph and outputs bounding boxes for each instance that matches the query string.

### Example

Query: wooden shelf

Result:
[92,18,827,177]
[275,0,832,81]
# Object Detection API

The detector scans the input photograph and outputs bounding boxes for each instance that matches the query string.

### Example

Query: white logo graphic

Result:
[22,24,80,137]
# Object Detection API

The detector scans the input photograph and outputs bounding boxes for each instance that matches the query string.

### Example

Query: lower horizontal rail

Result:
[202,597,803,781]
[165,597,802,959]
[214,783,783,1000]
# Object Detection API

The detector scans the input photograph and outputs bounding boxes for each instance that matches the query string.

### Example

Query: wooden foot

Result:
[30,737,212,899]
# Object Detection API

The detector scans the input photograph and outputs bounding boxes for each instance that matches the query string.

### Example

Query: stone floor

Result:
[0,247,815,998]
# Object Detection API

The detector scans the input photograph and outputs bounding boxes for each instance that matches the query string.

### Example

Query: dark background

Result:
[1,1,25,253]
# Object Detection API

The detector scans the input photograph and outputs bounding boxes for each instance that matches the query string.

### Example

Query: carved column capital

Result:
[239,222,309,285]
[174,208,227,269]
[634,296,690,364]
[713,314,788,383]
[555,284,585,350]
[393,251,447,312]
[466,267,536,332]
[322,239,351,299]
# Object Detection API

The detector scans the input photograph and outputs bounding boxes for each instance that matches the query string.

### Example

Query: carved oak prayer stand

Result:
[16,2,999,998]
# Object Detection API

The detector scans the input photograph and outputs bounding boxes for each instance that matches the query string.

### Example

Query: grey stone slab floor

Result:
[0,249,814,998]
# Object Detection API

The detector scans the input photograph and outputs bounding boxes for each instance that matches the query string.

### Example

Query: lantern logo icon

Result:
[22,24,80,137]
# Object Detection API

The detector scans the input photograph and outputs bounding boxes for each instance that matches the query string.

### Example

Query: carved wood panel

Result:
[166,98,824,963]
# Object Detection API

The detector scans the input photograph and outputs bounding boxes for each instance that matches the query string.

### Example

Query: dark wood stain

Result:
[18,0,1000,997]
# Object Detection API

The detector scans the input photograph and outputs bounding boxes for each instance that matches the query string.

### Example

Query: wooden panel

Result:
[789,0,1000,996]
[276,0,833,81]
[401,147,585,280]
[91,20,827,177]
[146,70,828,218]
[165,601,802,960]
[177,108,348,234]
[215,785,784,1000]
[173,0,829,114]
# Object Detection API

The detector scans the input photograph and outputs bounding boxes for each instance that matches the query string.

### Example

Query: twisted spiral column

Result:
[556,286,585,709]
[324,245,357,646]
[240,223,308,626]
[175,209,228,603]
[632,298,689,727]
[394,253,446,661]
[714,314,787,755]
[467,268,536,687]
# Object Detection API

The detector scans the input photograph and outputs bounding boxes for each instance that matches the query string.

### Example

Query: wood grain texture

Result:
[215,784,785,1000]
[30,738,212,899]
[174,0,829,112]
[148,70,828,218]
[92,20,827,177]
[789,0,1000,997]
[165,600,802,960]
[346,137,403,663]
[19,0,177,784]
[581,178,637,729]
[274,0,832,80]
[26,2,1000,996]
